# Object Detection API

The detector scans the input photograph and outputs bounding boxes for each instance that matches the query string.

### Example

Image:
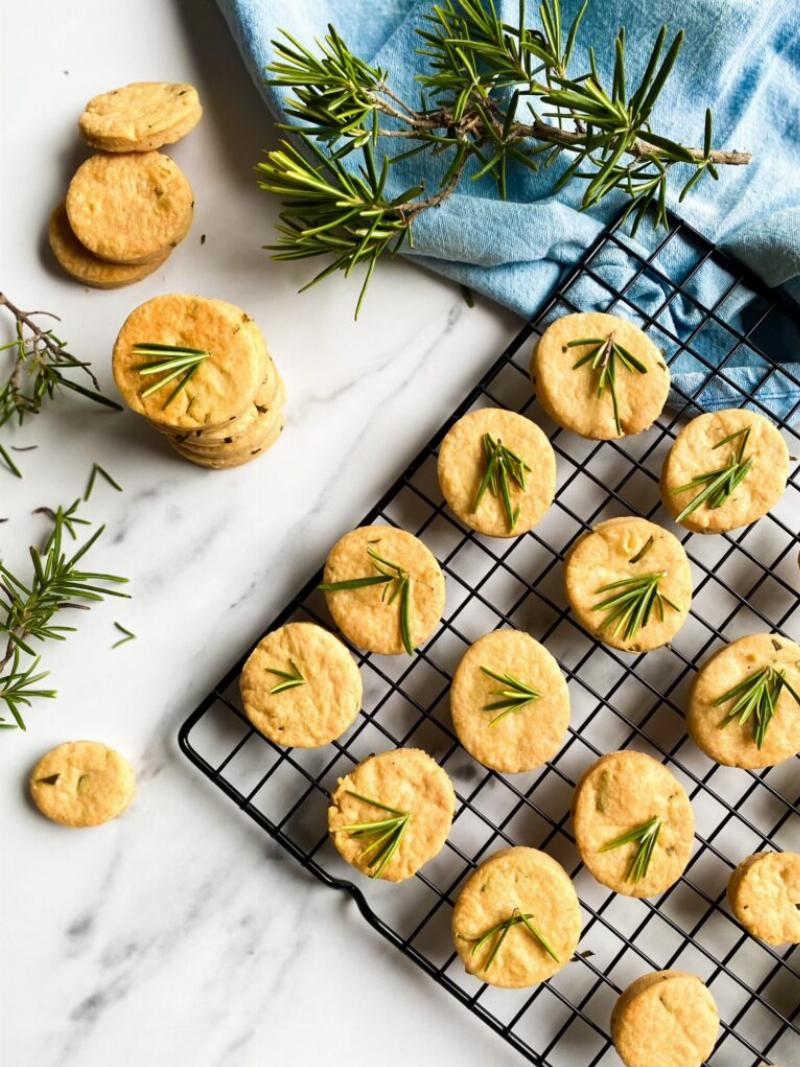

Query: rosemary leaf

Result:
[568,336,647,434]
[459,908,560,969]
[592,571,681,642]
[133,342,211,409]
[714,665,800,749]
[472,433,531,532]
[84,462,123,502]
[111,621,136,649]
[266,658,306,694]
[671,426,753,523]
[480,665,540,726]
[599,815,662,882]
[339,789,411,878]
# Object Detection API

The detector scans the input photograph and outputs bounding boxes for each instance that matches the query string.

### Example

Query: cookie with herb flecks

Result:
[79,82,202,153]
[172,375,285,459]
[611,970,719,1067]
[29,741,135,828]
[728,851,800,946]
[531,312,670,439]
[160,360,279,443]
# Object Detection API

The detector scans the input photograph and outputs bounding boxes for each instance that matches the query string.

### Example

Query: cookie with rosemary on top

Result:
[611,970,719,1067]
[79,81,202,153]
[30,741,136,828]
[531,312,670,439]
[727,851,800,946]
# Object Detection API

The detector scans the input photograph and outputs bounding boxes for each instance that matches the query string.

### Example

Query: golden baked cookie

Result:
[48,202,170,288]
[328,748,455,882]
[165,361,280,444]
[450,629,569,773]
[572,750,694,898]
[564,516,692,653]
[173,376,285,457]
[728,851,800,945]
[687,633,800,768]
[79,82,202,152]
[240,622,362,748]
[531,312,670,439]
[452,846,581,988]
[66,151,193,264]
[29,741,135,828]
[113,294,269,431]
[437,407,556,537]
[611,970,719,1067]
[661,409,789,533]
[170,415,283,469]
[321,525,445,655]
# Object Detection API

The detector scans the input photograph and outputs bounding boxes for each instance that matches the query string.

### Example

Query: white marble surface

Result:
[0,2,525,1065]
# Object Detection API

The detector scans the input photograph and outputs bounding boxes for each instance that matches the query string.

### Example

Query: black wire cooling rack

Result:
[179,211,800,1067]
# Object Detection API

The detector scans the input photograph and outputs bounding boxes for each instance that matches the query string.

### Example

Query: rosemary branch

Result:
[472,432,531,531]
[459,907,559,970]
[319,545,415,654]
[599,815,662,883]
[567,335,648,435]
[593,572,682,642]
[480,665,540,725]
[714,665,800,749]
[338,789,411,878]
[670,426,753,523]
[133,342,211,409]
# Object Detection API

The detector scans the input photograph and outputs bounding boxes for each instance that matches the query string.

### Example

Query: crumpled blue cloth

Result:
[217,0,800,419]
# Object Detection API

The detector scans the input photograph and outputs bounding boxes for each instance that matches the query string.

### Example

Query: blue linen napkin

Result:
[216,0,800,419]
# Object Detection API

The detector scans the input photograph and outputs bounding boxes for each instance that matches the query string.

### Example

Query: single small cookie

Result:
[321,525,445,655]
[452,847,581,988]
[661,409,789,533]
[531,312,670,439]
[66,152,194,264]
[450,630,569,773]
[29,741,135,828]
[240,622,362,748]
[79,82,202,152]
[113,294,269,431]
[728,852,800,945]
[611,970,719,1067]
[437,407,556,537]
[687,633,800,768]
[328,748,455,882]
[48,202,170,288]
[572,751,694,898]
[564,516,692,653]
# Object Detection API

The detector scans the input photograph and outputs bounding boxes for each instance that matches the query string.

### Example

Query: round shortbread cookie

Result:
[452,847,581,988]
[661,409,789,533]
[611,970,719,1067]
[165,361,280,444]
[113,294,269,431]
[29,741,136,828]
[531,312,670,439]
[173,376,286,458]
[328,748,455,882]
[572,751,694,898]
[687,633,800,768]
[321,525,445,656]
[240,622,362,748]
[79,82,202,153]
[728,852,800,945]
[437,407,556,537]
[170,414,284,469]
[450,630,569,773]
[66,152,193,264]
[48,201,170,288]
[564,516,692,653]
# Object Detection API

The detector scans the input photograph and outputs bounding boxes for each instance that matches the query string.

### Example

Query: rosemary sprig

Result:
[266,658,306,694]
[670,427,753,524]
[567,336,648,435]
[593,572,682,642]
[714,665,800,749]
[338,789,411,878]
[111,622,137,649]
[0,651,56,730]
[133,342,211,409]
[319,545,415,654]
[599,816,662,883]
[459,907,559,970]
[84,462,123,502]
[472,433,531,532]
[480,665,540,726]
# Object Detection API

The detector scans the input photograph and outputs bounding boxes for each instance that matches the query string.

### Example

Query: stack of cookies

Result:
[48,82,202,289]
[112,294,285,470]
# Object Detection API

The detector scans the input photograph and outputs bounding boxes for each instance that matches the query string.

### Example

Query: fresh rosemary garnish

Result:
[459,907,559,970]
[628,536,653,564]
[593,572,682,642]
[84,462,123,502]
[567,335,648,435]
[266,658,306,694]
[0,652,56,731]
[319,545,414,654]
[714,665,800,749]
[133,342,211,409]
[111,622,136,649]
[338,789,411,878]
[480,666,540,726]
[472,433,531,532]
[0,443,22,479]
[670,426,753,523]
[599,816,662,883]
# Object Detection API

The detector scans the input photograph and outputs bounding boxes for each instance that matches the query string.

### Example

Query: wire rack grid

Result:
[179,212,800,1067]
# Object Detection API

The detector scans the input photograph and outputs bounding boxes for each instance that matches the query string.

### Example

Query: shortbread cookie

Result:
[328,748,455,882]
[166,362,280,444]
[66,152,193,264]
[450,630,569,773]
[113,294,269,430]
[321,525,445,655]
[79,82,202,152]
[532,312,670,439]
[240,622,362,748]
[48,202,170,288]
[564,516,692,652]
[452,847,581,988]
[174,376,285,457]
[687,633,800,768]
[611,970,719,1067]
[573,750,694,898]
[170,415,283,469]
[728,852,800,946]
[29,741,135,828]
[437,407,556,537]
[661,409,788,533]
